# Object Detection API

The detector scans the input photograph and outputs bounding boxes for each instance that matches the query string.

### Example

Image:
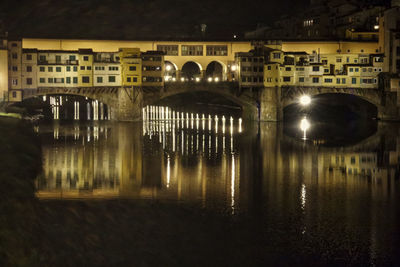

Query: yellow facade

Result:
[0,49,8,101]
[119,48,142,87]
[77,49,93,87]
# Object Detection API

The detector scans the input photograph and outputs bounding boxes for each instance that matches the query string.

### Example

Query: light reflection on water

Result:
[34,115,400,264]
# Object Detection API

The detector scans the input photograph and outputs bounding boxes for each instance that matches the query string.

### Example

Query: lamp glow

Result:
[231,65,237,71]
[166,65,172,71]
[207,77,213,82]
[299,95,311,106]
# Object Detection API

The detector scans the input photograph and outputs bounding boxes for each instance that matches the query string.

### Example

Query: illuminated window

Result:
[157,45,178,55]
[206,45,227,56]
[182,45,203,56]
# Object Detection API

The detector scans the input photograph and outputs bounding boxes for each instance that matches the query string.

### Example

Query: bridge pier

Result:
[378,92,400,121]
[115,87,143,121]
[259,87,282,122]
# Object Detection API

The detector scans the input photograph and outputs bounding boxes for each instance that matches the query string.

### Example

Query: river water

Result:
[34,114,400,265]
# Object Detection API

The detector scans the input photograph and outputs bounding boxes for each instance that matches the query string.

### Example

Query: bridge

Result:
[18,83,400,121]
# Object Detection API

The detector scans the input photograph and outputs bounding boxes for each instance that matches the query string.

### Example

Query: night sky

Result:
[0,0,310,40]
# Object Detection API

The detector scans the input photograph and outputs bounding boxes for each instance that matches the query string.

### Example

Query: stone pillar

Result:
[116,87,143,121]
[259,86,282,121]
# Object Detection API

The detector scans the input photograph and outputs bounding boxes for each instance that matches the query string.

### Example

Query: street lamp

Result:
[299,95,311,106]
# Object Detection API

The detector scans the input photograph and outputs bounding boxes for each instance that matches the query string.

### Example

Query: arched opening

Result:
[283,93,378,145]
[205,61,224,82]
[164,61,178,82]
[8,94,110,121]
[154,91,243,118]
[181,61,202,81]
[283,93,378,122]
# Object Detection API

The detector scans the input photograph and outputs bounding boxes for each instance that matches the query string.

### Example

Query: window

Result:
[80,66,85,70]
[12,79,18,85]
[26,78,32,85]
[66,66,71,72]
[66,77,71,84]
[12,92,17,98]
[55,55,61,63]
[324,68,329,73]
[355,68,359,72]
[285,67,291,71]
[349,68,353,72]
[69,55,76,61]
[299,77,305,82]
[342,78,346,84]
[324,78,332,83]
[97,77,103,83]
[39,78,45,83]
[312,77,319,83]
[181,45,203,56]
[312,66,319,71]
[12,53,17,59]
[27,66,32,72]
[39,55,46,62]
[73,66,78,72]
[157,45,179,55]
[48,78,53,83]
[73,77,78,83]
[39,67,45,72]
[206,45,228,56]
[127,77,131,82]
[133,77,137,82]
[346,57,350,63]
[87,66,92,70]
[109,76,116,82]
[82,76,90,83]
[351,157,356,164]
[129,66,136,71]
[54,78,64,83]
[83,56,89,61]
[11,43,17,47]
[352,77,357,84]
[336,78,340,84]
[26,54,32,60]
[48,67,53,72]
[273,53,281,59]
[109,66,118,71]
[12,66,18,72]
[283,77,291,82]
[336,58,342,63]
[322,59,328,65]
[56,67,61,72]
[267,66,271,70]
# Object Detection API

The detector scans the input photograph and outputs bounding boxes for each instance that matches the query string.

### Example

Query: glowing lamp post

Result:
[300,117,310,140]
[299,95,311,106]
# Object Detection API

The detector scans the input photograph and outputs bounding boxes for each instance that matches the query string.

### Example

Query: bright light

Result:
[374,25,379,30]
[172,77,176,82]
[195,77,200,82]
[207,77,213,82]
[165,76,170,81]
[231,65,237,71]
[299,95,311,106]
[233,35,237,39]
[214,77,219,82]
[166,65,172,71]
[180,77,185,82]
[300,117,310,132]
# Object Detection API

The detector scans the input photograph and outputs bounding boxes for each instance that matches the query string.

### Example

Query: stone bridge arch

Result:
[280,87,382,109]
[143,83,258,120]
